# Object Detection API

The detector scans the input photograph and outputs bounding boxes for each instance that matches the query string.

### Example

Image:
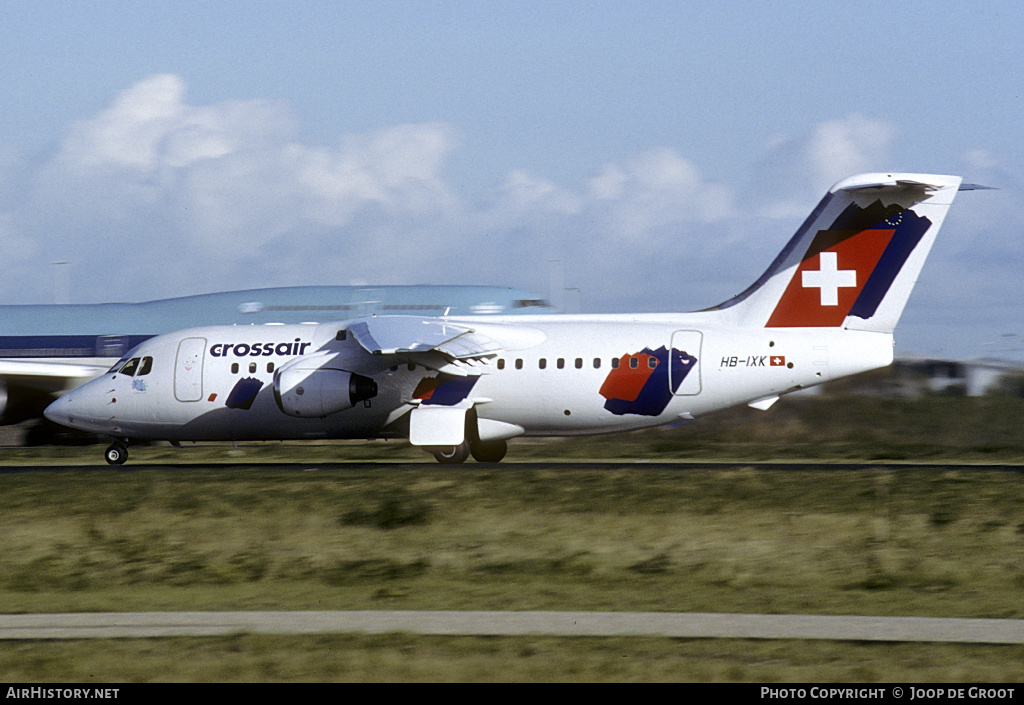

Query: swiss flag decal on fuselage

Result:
[766,228,895,327]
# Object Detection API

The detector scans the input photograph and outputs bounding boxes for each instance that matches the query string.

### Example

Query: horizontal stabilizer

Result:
[837,177,946,195]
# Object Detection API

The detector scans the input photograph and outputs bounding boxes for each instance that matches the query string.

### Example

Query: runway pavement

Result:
[3,611,1024,643]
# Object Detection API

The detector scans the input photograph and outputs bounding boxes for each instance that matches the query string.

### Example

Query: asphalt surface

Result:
[2,611,1024,643]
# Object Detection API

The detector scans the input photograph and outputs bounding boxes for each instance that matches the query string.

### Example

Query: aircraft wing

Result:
[0,358,109,422]
[0,359,108,394]
[273,316,505,430]
[341,316,509,446]
[347,316,502,375]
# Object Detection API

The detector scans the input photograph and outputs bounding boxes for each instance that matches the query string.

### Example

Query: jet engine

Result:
[273,361,377,418]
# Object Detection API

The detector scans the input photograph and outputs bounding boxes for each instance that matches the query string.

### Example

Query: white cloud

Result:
[0,76,859,315]
[584,148,734,243]
[294,123,461,223]
[804,115,895,187]
[57,74,292,174]
[754,114,897,218]
[494,169,582,216]
[12,75,467,299]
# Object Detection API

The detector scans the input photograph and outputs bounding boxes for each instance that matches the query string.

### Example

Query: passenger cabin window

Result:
[497,359,505,370]
[539,358,547,369]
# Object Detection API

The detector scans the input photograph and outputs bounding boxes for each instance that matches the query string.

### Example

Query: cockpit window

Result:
[118,357,141,376]
[138,356,153,376]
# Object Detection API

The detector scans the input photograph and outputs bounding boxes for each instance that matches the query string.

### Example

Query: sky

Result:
[1,0,1023,362]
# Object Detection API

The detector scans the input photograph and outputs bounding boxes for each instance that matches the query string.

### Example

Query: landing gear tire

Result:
[433,441,470,464]
[470,439,507,463]
[105,443,128,465]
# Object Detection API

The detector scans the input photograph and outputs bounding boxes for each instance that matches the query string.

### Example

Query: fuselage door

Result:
[175,337,207,402]
[670,330,703,396]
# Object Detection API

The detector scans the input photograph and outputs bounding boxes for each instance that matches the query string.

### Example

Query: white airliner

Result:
[46,174,973,464]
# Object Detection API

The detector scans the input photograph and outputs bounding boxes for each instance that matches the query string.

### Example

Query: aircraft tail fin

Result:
[715,173,963,334]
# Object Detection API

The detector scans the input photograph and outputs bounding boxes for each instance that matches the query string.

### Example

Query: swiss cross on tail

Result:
[766,200,932,327]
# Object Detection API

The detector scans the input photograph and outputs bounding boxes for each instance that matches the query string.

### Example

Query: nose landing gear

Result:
[104,441,129,465]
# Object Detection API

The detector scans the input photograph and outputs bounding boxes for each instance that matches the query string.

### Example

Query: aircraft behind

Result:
[1,285,552,439]
[45,174,975,464]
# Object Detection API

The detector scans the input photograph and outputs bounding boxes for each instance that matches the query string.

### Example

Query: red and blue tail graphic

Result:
[715,174,963,333]
[766,199,932,327]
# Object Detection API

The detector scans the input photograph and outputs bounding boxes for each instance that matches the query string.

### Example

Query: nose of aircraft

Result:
[44,392,76,428]
[46,380,125,436]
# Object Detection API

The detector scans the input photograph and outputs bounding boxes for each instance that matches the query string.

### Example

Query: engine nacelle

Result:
[273,364,377,418]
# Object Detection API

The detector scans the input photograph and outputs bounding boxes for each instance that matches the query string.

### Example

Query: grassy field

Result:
[1,395,1023,681]
[4,635,1024,682]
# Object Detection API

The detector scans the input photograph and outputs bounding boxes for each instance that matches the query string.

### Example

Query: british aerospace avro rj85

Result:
[47,174,972,464]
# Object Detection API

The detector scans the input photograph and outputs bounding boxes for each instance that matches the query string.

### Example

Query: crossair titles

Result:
[209,339,312,358]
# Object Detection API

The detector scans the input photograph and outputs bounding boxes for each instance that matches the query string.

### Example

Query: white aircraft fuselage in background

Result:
[45,174,973,464]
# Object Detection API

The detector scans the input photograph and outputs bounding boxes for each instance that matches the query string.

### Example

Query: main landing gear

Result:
[104,440,129,465]
[431,438,507,464]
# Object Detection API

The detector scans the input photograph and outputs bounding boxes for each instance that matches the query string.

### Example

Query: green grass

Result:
[3,635,1024,682]
[1,394,1023,681]
[1,464,1023,617]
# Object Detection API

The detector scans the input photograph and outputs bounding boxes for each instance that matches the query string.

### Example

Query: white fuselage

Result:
[46,312,894,443]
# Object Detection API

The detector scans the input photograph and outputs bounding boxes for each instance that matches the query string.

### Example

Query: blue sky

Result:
[2,1,1023,361]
